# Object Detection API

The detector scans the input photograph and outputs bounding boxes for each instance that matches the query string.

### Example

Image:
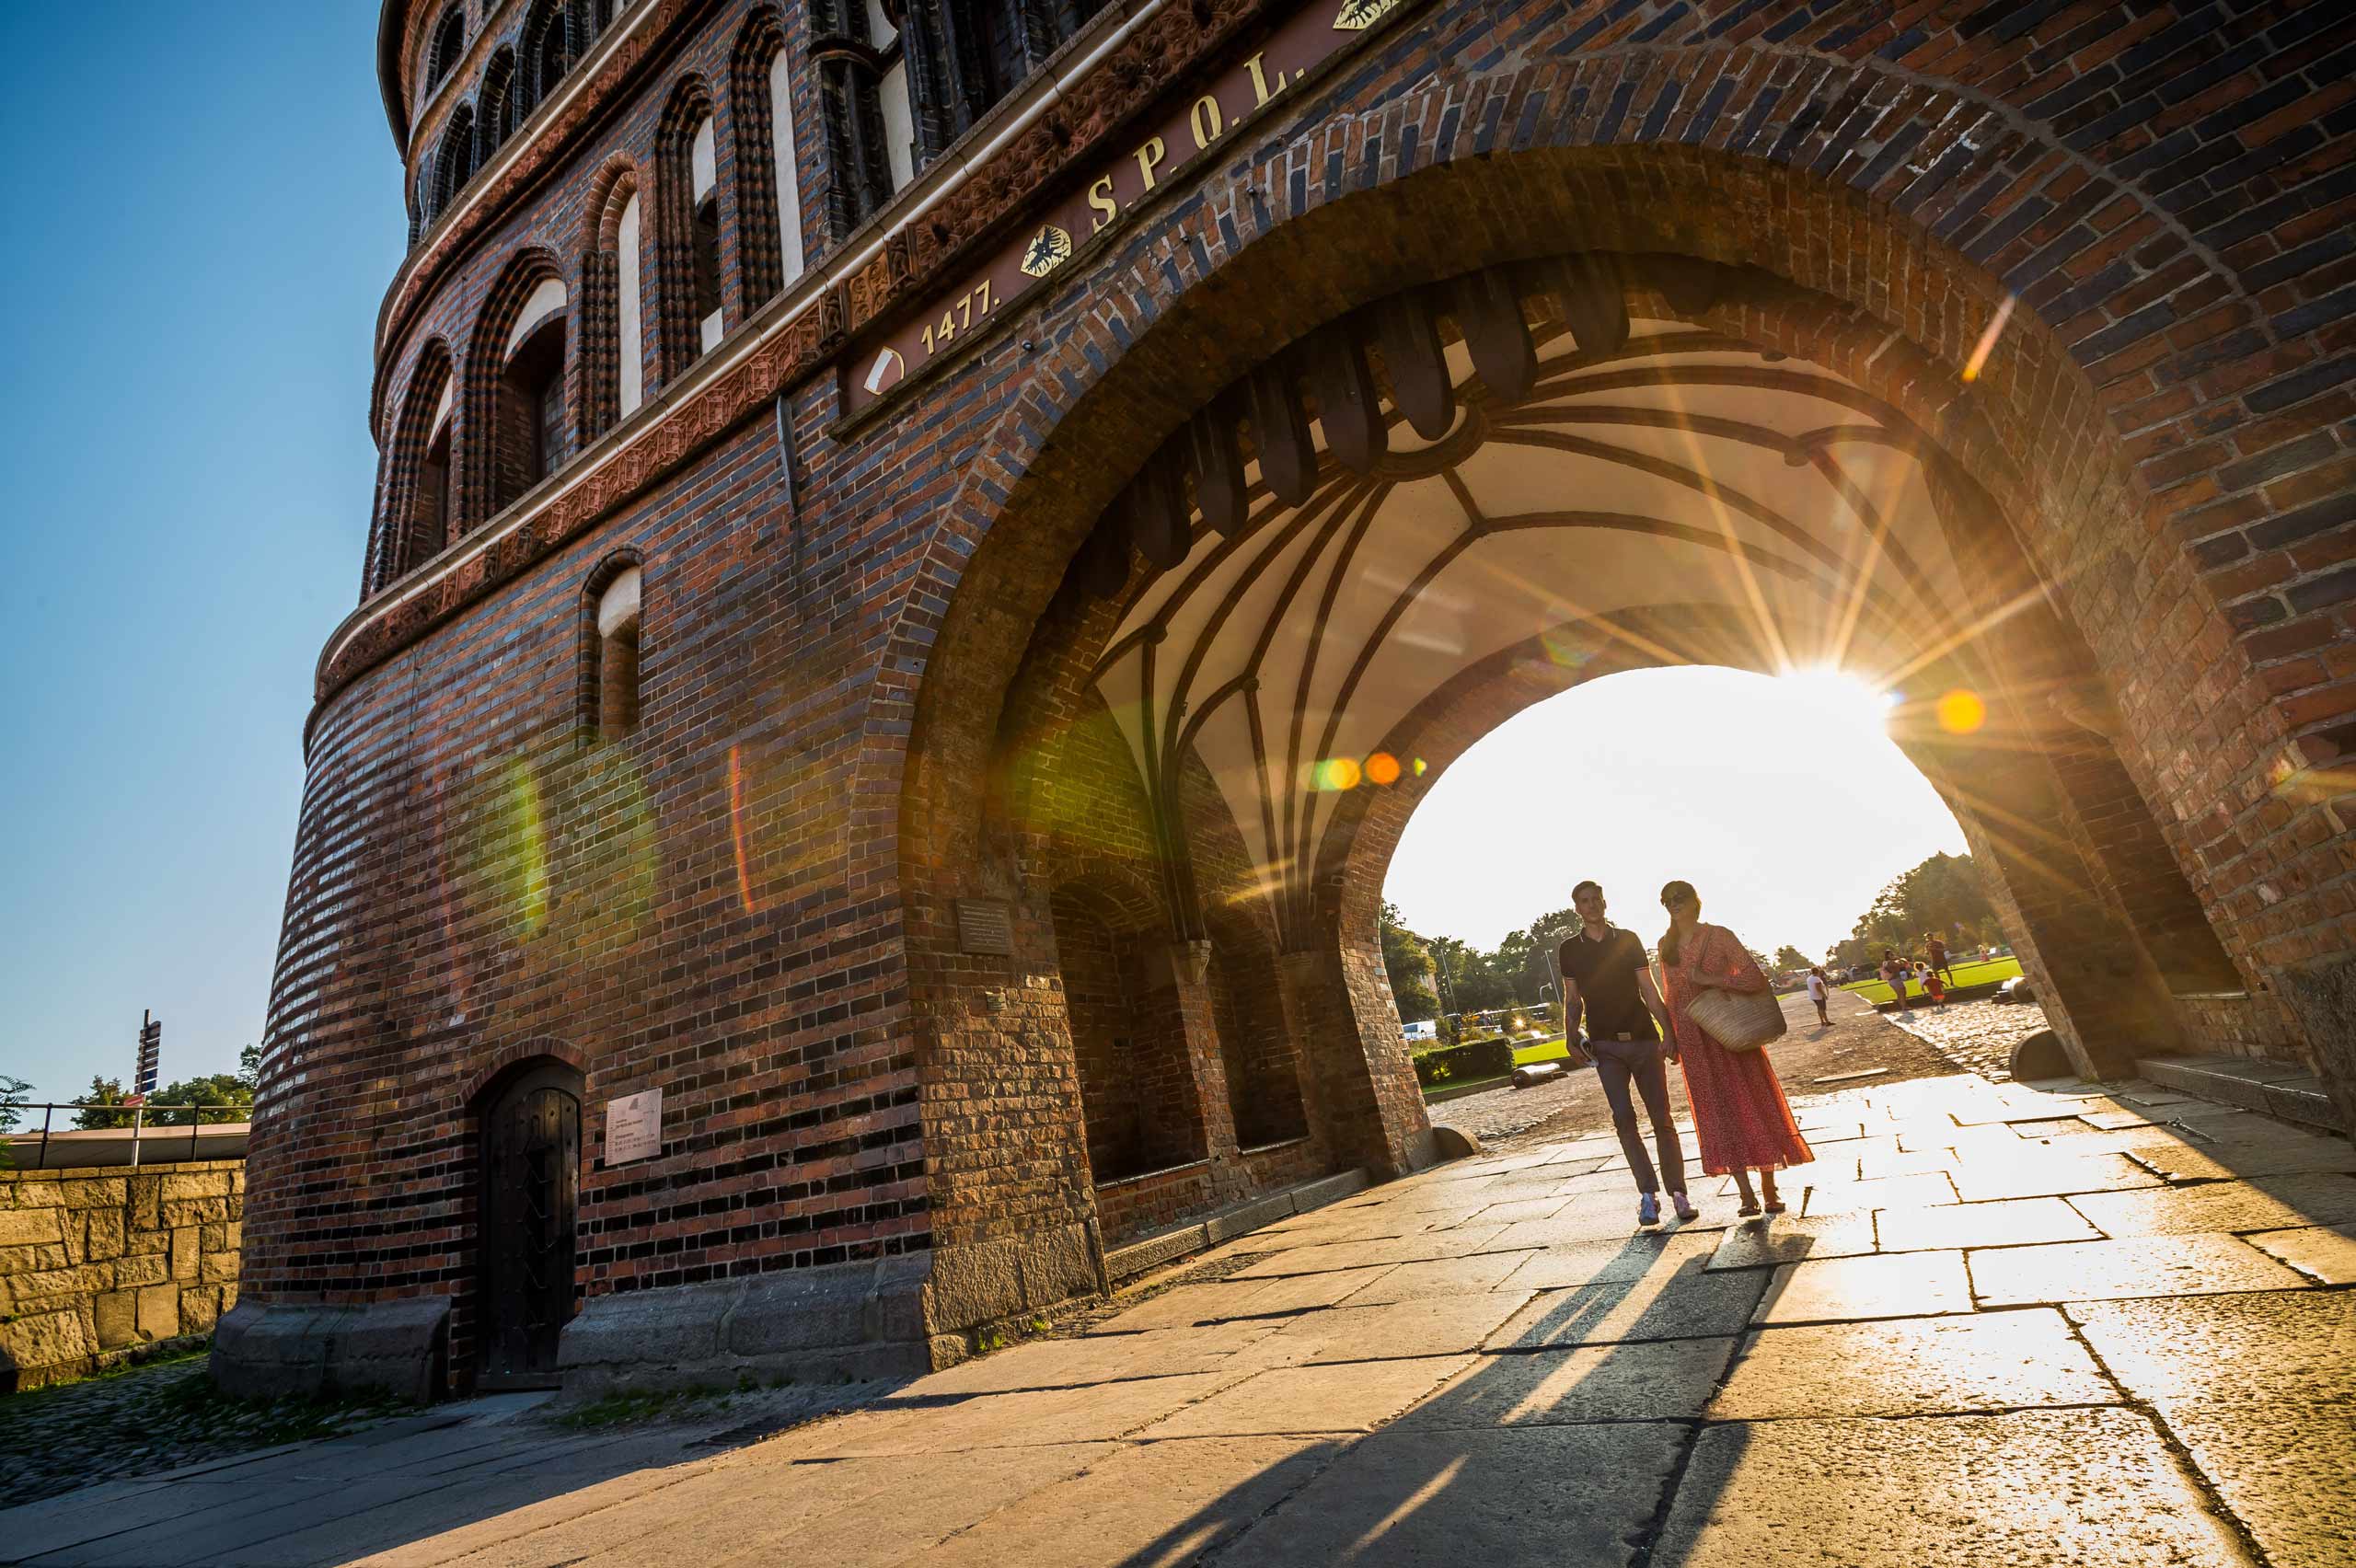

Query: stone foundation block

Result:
[211,1297,450,1404]
[0,1207,64,1250]
[114,1252,167,1288]
[559,1252,936,1395]
[137,1283,181,1340]
[84,1208,126,1262]
[94,1289,140,1350]
[1,1309,97,1391]
[169,1228,200,1281]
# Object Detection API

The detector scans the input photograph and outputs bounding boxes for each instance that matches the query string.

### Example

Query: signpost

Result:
[134,1011,161,1100]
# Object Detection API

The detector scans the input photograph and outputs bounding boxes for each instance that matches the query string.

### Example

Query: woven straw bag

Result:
[1683,947,1788,1054]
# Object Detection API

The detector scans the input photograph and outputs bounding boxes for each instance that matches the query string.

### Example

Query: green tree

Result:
[75,1076,134,1130]
[237,1042,264,1094]
[0,1074,30,1136]
[150,1074,256,1126]
[1773,945,1809,971]
[1379,902,1441,1024]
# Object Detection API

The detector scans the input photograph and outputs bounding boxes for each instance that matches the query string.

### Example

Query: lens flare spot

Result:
[1311,756,1363,791]
[1366,752,1402,786]
[1961,294,2015,384]
[1935,688,1988,734]
[1413,756,1427,777]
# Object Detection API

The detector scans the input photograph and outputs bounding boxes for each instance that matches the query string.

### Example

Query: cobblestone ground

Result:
[1884,997,2052,1081]
[0,1351,406,1510]
[10,1070,2351,1567]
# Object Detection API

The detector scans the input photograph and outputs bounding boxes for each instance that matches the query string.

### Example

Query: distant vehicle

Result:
[1403,1020,1438,1043]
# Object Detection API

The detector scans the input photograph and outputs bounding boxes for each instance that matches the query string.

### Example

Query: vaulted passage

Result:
[944,248,2248,1251]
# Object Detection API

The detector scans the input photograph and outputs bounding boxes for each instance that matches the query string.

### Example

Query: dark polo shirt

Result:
[1560,927,1657,1043]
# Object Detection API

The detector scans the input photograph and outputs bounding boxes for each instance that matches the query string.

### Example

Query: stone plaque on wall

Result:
[606,1089,664,1166]
[957,898,1014,955]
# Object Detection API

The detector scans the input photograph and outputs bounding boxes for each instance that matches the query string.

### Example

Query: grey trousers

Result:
[1590,1037,1685,1196]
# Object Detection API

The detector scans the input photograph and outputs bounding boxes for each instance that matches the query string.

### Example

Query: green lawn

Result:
[1511,1035,1574,1065]
[1839,954,2021,1005]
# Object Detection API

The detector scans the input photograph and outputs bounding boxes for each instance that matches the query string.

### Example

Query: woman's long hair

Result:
[1658,880,1698,964]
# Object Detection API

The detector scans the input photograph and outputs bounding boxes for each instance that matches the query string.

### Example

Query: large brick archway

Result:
[886,70,2352,1325]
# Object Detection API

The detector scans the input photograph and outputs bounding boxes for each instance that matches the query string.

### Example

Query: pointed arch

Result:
[728,7,799,313]
[521,0,572,110]
[578,158,648,442]
[457,249,572,529]
[430,102,477,219]
[372,341,457,594]
[478,48,519,158]
[653,76,721,382]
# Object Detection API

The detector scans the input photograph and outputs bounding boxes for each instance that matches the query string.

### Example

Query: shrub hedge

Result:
[1411,1037,1515,1088]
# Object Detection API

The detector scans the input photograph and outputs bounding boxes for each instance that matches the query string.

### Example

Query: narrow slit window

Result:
[595,568,643,741]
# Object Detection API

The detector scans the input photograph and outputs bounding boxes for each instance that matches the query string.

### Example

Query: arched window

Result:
[729,10,803,310]
[806,0,904,239]
[522,0,571,108]
[653,82,721,380]
[492,279,569,510]
[690,119,723,353]
[433,104,477,217]
[590,566,643,741]
[891,0,1106,174]
[368,346,456,593]
[579,173,645,441]
[479,49,518,157]
[425,5,467,90]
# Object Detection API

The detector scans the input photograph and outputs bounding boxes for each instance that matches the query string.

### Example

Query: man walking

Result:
[1925,929,1955,986]
[1558,880,1694,1226]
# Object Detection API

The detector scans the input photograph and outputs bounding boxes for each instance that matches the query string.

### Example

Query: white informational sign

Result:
[606,1089,664,1166]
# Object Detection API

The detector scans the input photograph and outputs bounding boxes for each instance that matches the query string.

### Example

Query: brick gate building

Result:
[217,0,2356,1398]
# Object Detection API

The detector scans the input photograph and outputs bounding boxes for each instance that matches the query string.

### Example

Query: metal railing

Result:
[3,1102,252,1170]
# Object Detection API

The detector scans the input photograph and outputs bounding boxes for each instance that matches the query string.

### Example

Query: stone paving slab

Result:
[1708,1310,2115,1419]
[1225,1228,1506,1277]
[1871,1196,2102,1252]
[1487,1270,1767,1348]
[1792,1170,1959,1212]
[1334,1251,1532,1304]
[1970,1235,2306,1305]
[1136,1355,1475,1438]
[2241,1223,2356,1284]
[1252,1292,1533,1366]
[1395,1338,1735,1426]
[2065,1172,2356,1238]
[2142,1400,2356,1568]
[1704,1211,1878,1271]
[1216,1422,1684,1567]
[782,1370,1239,1458]
[2123,1134,2356,1183]
[883,1319,1277,1395]
[2063,1290,2356,1404]
[1497,1228,1719,1290]
[903,1435,1338,1568]
[1655,1410,2256,1567]
[1753,1250,1972,1323]
[1946,1152,2164,1202]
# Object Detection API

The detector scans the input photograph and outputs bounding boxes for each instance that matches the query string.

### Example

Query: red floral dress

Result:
[1660,923,1814,1175]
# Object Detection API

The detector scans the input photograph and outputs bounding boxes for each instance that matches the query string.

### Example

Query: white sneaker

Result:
[1637,1193,1661,1226]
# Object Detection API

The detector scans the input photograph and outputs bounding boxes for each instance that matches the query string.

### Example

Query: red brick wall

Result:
[259,0,2356,1382]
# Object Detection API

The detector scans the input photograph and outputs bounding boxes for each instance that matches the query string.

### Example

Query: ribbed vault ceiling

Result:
[1089,316,1972,938]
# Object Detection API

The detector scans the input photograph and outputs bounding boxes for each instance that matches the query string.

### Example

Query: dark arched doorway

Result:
[477,1059,582,1386]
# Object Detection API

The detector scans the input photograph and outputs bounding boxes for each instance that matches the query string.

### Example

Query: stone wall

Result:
[1,1161,242,1392]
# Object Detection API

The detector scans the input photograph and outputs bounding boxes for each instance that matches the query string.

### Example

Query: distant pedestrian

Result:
[1923,966,1947,1009]
[1657,881,1814,1216]
[1557,880,1693,1228]
[1880,949,1911,1010]
[1805,965,1832,1026]
[1926,930,1955,986]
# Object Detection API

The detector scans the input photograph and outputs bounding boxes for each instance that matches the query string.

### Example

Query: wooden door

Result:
[479,1065,580,1386]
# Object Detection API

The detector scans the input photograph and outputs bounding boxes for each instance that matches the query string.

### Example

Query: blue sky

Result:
[0,5,403,1103]
[0,6,1965,1111]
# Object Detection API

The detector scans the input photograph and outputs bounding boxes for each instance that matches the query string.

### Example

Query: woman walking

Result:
[1805,965,1832,1026]
[1657,881,1813,1216]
